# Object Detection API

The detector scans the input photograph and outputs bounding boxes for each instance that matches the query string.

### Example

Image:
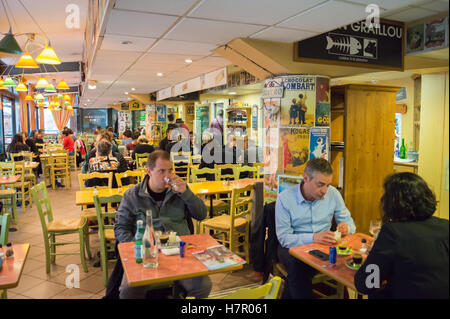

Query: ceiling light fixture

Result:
[124,92,128,95]
[15,53,39,68]
[2,77,17,87]
[15,82,27,91]
[185,59,192,63]
[228,91,237,95]
[131,88,135,91]
[56,80,69,90]
[35,44,61,65]
[35,77,49,88]
[157,72,163,77]
[0,28,23,55]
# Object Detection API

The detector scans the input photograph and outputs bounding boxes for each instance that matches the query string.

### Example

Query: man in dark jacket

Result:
[114,150,211,299]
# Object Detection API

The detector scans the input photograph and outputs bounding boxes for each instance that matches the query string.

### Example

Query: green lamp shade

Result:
[44,84,57,93]
[2,77,17,87]
[0,30,23,55]
[57,94,63,99]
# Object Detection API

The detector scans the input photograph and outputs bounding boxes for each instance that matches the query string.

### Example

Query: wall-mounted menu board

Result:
[294,19,404,71]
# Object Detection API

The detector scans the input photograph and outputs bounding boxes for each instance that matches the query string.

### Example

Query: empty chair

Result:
[234,165,258,180]
[0,213,11,246]
[48,152,71,189]
[200,184,254,262]
[0,162,18,222]
[30,182,91,273]
[170,151,191,182]
[216,164,239,181]
[13,162,32,213]
[93,194,122,286]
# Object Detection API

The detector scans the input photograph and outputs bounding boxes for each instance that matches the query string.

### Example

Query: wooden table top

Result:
[289,233,373,292]
[188,178,263,196]
[24,162,39,169]
[75,186,133,206]
[119,233,244,287]
[40,153,68,158]
[0,175,21,185]
[0,244,30,290]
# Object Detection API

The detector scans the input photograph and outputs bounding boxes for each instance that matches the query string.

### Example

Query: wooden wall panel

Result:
[333,85,397,233]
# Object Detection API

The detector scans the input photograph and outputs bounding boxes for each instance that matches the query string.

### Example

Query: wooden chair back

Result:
[234,165,258,180]
[171,151,191,182]
[0,214,11,246]
[0,162,15,176]
[30,182,54,232]
[115,170,146,187]
[216,164,239,180]
[78,172,113,190]
[191,167,218,183]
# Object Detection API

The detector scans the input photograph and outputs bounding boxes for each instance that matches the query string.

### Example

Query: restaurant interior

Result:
[0,0,448,300]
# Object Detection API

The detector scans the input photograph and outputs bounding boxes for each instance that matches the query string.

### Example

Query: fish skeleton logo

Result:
[326,35,362,55]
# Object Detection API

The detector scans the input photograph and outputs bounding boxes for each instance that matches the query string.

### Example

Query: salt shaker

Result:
[360,238,367,253]
[6,243,14,258]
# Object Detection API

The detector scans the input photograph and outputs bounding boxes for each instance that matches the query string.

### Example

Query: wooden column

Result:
[28,85,36,131]
[19,91,28,132]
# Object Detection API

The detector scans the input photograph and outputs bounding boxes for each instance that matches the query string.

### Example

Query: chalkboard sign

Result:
[295,19,404,71]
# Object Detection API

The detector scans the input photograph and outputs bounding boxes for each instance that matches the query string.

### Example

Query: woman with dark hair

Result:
[61,129,75,155]
[7,133,30,160]
[354,172,449,299]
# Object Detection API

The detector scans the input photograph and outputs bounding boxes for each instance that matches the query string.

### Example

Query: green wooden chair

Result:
[115,170,145,187]
[30,182,91,274]
[216,164,240,180]
[234,165,258,180]
[0,213,11,246]
[12,161,32,213]
[93,194,122,286]
[0,162,18,222]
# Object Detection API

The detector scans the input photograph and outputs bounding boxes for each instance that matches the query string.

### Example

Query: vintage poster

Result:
[309,127,330,161]
[263,98,280,148]
[150,123,161,139]
[156,104,166,122]
[315,77,330,127]
[406,23,424,53]
[280,76,316,127]
[424,17,448,50]
[281,127,310,175]
[118,111,131,135]
[278,174,303,195]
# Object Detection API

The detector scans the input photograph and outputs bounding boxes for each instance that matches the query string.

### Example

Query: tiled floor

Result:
[5,170,261,299]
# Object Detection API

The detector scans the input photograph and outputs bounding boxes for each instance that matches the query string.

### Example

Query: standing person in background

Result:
[167,113,175,125]
[61,129,75,156]
[209,110,224,138]
[354,173,449,299]
[159,124,177,152]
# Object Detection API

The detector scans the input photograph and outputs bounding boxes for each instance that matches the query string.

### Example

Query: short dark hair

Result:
[381,172,437,223]
[123,130,133,138]
[167,113,175,122]
[147,150,171,170]
[304,158,333,178]
[131,131,140,140]
[96,140,112,156]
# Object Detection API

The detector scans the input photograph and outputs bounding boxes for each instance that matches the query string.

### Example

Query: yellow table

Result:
[75,185,133,206]
[24,162,39,169]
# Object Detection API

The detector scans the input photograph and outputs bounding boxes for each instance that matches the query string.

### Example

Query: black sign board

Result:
[294,19,404,71]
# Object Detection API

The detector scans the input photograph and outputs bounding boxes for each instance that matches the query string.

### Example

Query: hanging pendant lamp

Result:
[15,82,28,91]
[25,94,33,101]
[35,43,61,65]
[0,28,23,55]
[56,80,69,90]
[44,83,57,93]
[3,77,17,87]
[15,53,39,68]
[35,77,49,88]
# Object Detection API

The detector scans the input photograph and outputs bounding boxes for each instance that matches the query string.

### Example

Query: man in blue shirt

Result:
[276,158,356,298]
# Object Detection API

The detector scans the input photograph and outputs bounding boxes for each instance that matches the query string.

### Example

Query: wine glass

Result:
[369,219,382,239]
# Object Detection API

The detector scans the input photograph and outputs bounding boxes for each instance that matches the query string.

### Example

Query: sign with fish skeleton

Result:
[294,19,404,71]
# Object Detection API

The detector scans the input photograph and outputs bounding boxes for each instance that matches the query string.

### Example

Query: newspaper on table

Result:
[192,245,246,271]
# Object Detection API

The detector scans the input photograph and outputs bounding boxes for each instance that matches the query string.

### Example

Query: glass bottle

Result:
[143,210,158,268]
[400,138,406,159]
[134,220,144,264]
[5,243,14,258]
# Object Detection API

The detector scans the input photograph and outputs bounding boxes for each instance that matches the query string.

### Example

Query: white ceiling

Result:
[3,0,436,108]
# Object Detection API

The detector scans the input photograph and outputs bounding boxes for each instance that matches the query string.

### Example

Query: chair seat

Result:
[102,229,116,241]
[0,189,16,196]
[203,199,229,208]
[81,207,116,219]
[13,181,31,188]
[47,218,85,232]
[202,214,248,230]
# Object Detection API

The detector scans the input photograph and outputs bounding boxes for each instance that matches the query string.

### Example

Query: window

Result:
[44,108,60,134]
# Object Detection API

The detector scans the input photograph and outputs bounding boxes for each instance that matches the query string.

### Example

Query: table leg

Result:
[209,195,213,218]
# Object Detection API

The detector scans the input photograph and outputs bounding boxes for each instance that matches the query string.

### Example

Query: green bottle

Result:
[134,220,144,263]
[400,138,406,159]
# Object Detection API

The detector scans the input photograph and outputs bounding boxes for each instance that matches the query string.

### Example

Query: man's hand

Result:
[313,231,337,246]
[337,222,349,236]
[166,175,187,194]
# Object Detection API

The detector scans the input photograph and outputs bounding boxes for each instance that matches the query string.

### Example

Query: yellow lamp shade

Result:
[35,93,45,101]
[63,94,71,101]
[15,53,39,68]
[25,94,33,101]
[35,77,49,88]
[56,80,69,90]
[35,46,61,65]
[15,82,28,91]
[0,86,8,90]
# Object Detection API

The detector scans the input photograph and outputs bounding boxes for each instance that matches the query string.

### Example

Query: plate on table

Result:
[345,258,364,271]
[336,247,353,256]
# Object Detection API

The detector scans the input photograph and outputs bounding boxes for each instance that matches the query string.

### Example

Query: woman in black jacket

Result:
[354,172,449,299]
[7,133,30,160]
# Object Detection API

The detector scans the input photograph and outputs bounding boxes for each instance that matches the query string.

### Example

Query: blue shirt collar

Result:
[296,181,308,204]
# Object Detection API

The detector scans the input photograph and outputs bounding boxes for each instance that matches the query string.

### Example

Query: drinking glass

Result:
[369,219,382,239]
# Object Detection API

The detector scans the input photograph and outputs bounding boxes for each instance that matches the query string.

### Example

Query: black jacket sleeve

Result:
[354,224,396,295]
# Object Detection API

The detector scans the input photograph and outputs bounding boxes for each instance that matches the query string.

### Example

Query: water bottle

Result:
[134,220,144,264]
[143,209,158,268]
